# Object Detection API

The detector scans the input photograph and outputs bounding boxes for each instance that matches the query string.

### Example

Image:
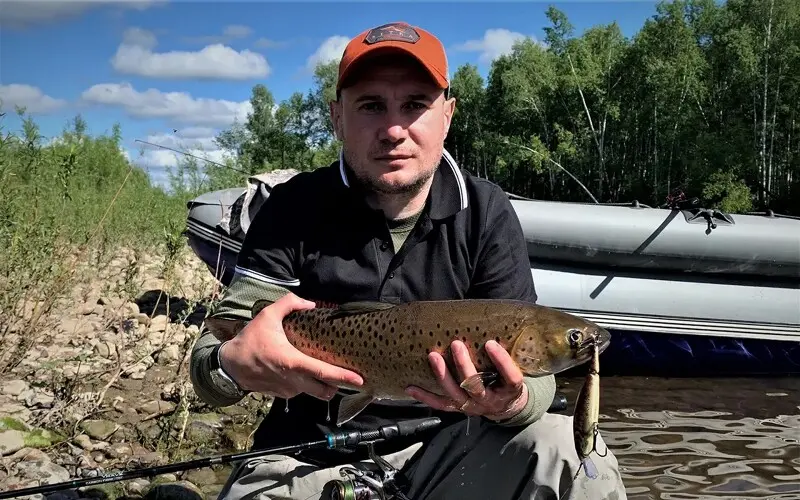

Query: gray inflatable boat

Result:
[185,169,800,376]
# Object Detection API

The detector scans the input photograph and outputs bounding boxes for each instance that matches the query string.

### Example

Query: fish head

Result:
[509,309,611,376]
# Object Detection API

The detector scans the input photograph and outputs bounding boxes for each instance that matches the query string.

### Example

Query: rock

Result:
[25,390,55,409]
[93,341,117,358]
[183,467,217,487]
[140,400,176,416]
[127,478,150,496]
[80,420,119,441]
[104,443,132,459]
[73,434,93,451]
[0,430,24,456]
[157,345,181,364]
[57,318,94,336]
[1,380,28,397]
[123,301,140,317]
[150,315,169,332]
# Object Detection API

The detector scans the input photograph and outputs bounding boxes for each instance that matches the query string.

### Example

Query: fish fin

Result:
[336,393,376,427]
[460,372,498,394]
[582,456,598,479]
[252,299,270,318]
[328,301,396,319]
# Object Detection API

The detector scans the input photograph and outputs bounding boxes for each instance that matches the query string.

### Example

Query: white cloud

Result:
[182,24,255,45]
[223,24,252,38]
[173,126,216,139]
[131,146,230,190]
[140,131,219,152]
[453,29,531,64]
[306,35,349,72]
[111,27,270,80]
[80,82,251,127]
[0,0,162,29]
[254,38,286,49]
[0,84,67,114]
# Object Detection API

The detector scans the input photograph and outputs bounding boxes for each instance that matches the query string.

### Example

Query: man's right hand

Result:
[217,293,364,401]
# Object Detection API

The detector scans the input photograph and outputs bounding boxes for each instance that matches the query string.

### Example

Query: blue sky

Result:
[0,0,660,188]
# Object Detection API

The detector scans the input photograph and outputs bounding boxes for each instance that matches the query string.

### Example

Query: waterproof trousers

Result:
[216,412,627,500]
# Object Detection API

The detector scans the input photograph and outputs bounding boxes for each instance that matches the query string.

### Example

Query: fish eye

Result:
[568,329,582,346]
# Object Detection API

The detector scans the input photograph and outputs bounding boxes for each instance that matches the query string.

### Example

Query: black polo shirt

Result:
[233,149,537,465]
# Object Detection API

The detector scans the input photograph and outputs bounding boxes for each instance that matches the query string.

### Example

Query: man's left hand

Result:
[405,339,527,421]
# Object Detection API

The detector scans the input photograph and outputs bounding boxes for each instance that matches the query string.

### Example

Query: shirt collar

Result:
[337,147,469,220]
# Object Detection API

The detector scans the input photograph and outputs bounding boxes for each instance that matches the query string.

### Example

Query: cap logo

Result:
[364,23,420,44]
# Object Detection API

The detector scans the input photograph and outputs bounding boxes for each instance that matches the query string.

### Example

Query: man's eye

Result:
[359,102,384,112]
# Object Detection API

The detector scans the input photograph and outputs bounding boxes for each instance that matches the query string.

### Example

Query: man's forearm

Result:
[496,374,556,427]
[189,278,290,407]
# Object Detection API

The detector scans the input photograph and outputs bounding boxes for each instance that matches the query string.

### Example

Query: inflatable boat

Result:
[185,169,800,377]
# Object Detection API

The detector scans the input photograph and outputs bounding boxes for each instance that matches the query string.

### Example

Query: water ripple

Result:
[558,376,800,499]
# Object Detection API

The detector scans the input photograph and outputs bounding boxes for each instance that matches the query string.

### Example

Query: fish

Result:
[248,298,612,427]
[572,335,604,480]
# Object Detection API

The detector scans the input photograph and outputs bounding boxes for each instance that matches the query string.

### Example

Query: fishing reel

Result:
[325,441,412,500]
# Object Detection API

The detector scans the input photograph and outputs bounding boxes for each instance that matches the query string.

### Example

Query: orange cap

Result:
[337,22,449,92]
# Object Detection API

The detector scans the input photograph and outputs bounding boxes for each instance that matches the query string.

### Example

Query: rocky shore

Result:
[0,246,271,499]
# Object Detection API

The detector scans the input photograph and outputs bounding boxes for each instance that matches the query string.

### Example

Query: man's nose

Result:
[377,110,409,142]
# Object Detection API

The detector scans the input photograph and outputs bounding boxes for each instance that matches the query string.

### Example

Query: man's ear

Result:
[329,101,343,141]
[443,96,456,137]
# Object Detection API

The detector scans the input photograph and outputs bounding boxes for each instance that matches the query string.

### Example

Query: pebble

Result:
[0,430,24,456]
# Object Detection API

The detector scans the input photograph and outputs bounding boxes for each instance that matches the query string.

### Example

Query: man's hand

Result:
[218,293,364,401]
[405,339,527,421]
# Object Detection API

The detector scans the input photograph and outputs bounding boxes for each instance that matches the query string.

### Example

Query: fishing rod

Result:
[0,394,569,499]
[134,138,251,176]
[0,417,442,500]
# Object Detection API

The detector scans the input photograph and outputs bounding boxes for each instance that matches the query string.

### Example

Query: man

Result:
[190,21,626,500]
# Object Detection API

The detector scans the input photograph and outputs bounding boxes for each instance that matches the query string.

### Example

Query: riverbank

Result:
[0,246,269,499]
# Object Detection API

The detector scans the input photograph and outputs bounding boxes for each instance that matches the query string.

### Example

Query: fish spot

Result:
[437,341,442,347]
[429,331,433,337]
[474,342,480,350]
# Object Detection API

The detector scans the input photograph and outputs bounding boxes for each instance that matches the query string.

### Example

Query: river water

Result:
[556,375,800,499]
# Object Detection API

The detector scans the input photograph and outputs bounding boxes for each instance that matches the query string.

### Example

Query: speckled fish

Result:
[572,337,604,480]
[250,299,612,426]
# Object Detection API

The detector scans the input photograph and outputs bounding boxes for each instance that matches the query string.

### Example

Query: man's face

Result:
[330,54,456,196]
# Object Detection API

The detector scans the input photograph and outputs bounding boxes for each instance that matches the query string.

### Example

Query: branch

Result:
[505,139,599,204]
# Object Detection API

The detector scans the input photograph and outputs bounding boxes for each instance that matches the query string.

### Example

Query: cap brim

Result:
[338,44,448,91]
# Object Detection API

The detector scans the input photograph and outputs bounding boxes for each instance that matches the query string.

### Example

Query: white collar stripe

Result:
[442,148,468,210]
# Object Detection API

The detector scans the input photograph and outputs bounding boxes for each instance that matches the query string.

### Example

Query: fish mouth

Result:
[576,327,611,358]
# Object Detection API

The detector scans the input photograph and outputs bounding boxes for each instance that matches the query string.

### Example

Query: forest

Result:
[200,0,800,215]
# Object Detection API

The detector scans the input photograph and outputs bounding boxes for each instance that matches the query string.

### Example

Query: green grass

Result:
[0,109,217,373]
